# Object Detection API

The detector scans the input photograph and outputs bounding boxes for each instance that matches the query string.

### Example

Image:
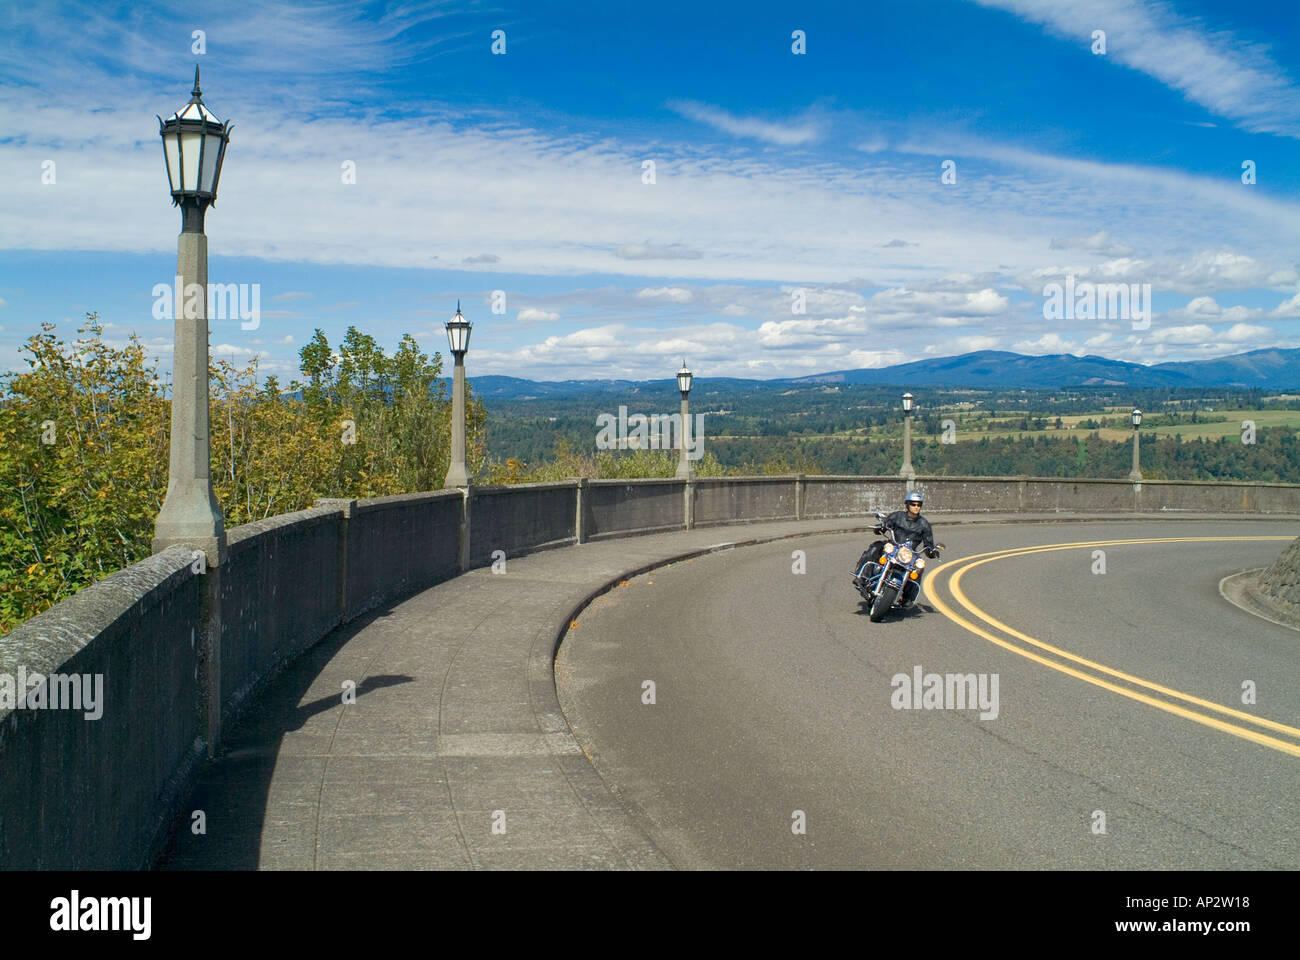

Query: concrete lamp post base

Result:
[445,352,470,488]
[153,229,226,568]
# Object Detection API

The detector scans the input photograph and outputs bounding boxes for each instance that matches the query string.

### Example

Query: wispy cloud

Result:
[637,287,693,302]
[972,0,1300,138]
[615,243,703,261]
[667,99,820,145]
[0,0,473,94]
[1049,230,1133,258]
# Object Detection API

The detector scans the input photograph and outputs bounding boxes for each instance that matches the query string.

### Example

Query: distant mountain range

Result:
[462,348,1300,397]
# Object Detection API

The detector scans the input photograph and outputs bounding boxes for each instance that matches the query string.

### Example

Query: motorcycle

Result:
[852,511,946,622]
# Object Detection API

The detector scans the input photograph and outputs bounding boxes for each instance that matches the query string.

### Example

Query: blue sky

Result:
[1,0,1297,384]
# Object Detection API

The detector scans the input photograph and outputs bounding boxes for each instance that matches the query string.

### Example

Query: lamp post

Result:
[899,391,916,479]
[675,361,693,479]
[444,301,472,487]
[1129,407,1143,480]
[153,66,232,563]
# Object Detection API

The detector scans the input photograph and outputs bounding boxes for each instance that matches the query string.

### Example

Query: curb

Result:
[1219,569,1300,635]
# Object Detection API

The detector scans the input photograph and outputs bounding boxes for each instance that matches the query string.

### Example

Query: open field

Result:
[713,409,1300,446]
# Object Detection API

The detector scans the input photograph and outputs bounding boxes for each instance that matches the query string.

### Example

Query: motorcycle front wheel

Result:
[869,583,898,622]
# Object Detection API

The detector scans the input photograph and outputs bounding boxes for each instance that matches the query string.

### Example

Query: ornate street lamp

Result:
[158,65,232,233]
[444,301,473,487]
[153,66,232,563]
[676,361,693,479]
[899,391,916,479]
[1129,407,1143,480]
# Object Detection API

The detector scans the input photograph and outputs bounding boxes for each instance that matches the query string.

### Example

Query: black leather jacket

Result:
[880,510,936,553]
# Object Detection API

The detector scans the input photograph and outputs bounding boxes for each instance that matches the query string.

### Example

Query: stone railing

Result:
[3,473,1297,867]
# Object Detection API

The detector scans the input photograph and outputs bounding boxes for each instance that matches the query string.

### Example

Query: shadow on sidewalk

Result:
[157,608,413,870]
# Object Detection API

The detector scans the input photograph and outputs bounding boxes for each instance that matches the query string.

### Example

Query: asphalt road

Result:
[554,520,1300,869]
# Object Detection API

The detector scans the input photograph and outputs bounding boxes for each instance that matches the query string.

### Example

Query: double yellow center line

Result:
[923,537,1300,758]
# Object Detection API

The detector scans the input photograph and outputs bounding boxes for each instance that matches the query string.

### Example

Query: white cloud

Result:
[1220,323,1272,343]
[1013,333,1082,355]
[1271,292,1300,319]
[923,335,1000,354]
[517,308,560,323]
[1049,231,1133,258]
[1149,324,1216,345]
[973,0,1300,138]
[869,287,1009,320]
[3,83,1296,295]
[636,287,694,303]
[667,100,820,145]
[1022,250,1297,297]
[845,349,910,368]
[615,244,703,261]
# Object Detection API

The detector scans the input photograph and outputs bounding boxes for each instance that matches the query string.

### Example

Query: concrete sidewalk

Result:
[160,512,1295,870]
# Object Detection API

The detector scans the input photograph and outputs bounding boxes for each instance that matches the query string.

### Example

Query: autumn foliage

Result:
[0,314,486,633]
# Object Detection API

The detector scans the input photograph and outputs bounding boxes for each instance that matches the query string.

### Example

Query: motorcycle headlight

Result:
[915,556,925,570]
[883,542,895,554]
[898,546,913,564]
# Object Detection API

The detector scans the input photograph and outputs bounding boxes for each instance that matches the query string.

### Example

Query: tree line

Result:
[0,315,486,633]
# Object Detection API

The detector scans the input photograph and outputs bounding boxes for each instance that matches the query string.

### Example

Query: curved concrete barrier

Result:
[2,473,1298,867]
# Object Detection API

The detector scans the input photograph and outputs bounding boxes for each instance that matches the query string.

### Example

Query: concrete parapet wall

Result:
[586,479,685,539]
[336,492,463,619]
[694,476,798,525]
[1255,483,1300,514]
[0,548,203,869]
[469,482,577,567]
[221,505,347,719]
[802,476,907,517]
[4,470,1299,868]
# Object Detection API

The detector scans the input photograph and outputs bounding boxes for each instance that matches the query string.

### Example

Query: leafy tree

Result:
[0,315,169,630]
[1,316,487,633]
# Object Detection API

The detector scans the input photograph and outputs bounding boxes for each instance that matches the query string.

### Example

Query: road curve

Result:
[554,519,1300,869]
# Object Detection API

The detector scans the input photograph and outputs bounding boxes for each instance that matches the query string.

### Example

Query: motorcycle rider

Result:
[854,491,939,602]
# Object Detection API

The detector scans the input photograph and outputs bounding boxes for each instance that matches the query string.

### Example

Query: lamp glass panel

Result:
[180,129,202,193]
[163,134,182,192]
[200,131,223,192]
